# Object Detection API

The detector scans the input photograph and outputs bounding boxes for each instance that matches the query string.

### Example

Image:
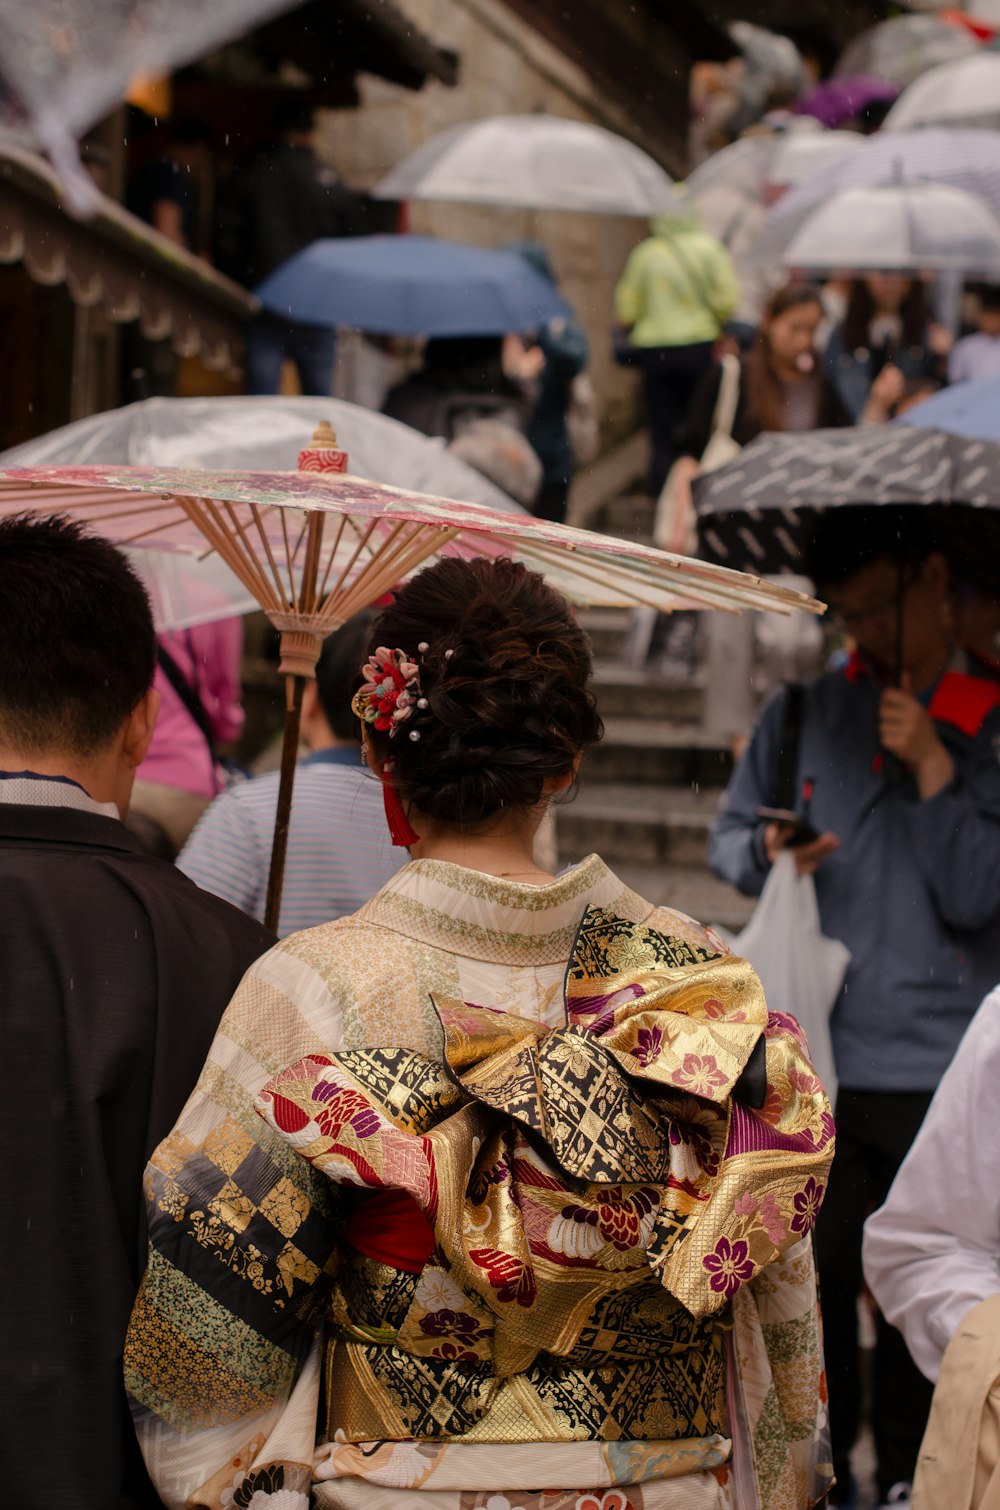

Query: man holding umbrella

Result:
[710,506,1000,1508]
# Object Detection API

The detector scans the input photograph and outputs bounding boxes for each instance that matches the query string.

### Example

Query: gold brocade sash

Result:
[256,906,835,1443]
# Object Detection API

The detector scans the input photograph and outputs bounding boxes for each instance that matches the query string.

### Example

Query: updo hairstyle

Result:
[365,557,602,826]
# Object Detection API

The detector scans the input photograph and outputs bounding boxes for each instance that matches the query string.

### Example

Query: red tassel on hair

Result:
[381,769,420,847]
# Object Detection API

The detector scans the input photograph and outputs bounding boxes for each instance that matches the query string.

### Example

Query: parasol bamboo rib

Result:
[315,513,350,603]
[332,520,425,606]
[329,513,384,596]
[514,537,763,615]
[316,526,461,626]
[181,497,280,611]
[278,507,297,606]
[555,544,806,612]
[250,502,293,611]
[221,501,287,611]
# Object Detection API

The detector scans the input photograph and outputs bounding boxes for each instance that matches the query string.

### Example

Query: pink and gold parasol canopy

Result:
[0,455,821,930]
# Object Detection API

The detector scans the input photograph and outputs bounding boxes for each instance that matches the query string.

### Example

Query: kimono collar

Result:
[354,854,667,964]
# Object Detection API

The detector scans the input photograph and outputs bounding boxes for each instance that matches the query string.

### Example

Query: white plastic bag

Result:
[719,851,849,1100]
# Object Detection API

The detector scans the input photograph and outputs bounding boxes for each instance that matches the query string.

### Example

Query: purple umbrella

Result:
[795,75,900,129]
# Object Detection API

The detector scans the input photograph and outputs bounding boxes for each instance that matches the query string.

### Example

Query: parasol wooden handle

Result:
[263,432,348,935]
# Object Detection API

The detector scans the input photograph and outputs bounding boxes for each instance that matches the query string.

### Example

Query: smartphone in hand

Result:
[756,806,820,848]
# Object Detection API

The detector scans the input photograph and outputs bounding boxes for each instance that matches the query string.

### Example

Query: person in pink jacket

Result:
[130,618,244,854]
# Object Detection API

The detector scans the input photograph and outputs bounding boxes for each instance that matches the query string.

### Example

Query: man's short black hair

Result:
[972,281,1000,314]
[0,514,156,755]
[315,609,377,741]
[804,506,939,595]
[273,96,317,139]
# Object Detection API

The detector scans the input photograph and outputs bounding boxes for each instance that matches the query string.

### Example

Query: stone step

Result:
[581,607,634,660]
[592,661,704,722]
[582,718,733,787]
[594,492,655,542]
[556,781,722,868]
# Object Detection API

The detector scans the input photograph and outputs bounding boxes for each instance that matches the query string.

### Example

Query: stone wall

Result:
[317,0,650,450]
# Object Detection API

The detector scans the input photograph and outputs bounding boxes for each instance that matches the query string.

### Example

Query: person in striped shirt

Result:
[179,612,403,936]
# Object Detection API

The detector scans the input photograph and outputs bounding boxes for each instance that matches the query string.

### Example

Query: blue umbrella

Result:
[899,375,1000,441]
[255,234,571,336]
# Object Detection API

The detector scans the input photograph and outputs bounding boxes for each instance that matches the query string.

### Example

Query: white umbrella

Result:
[0,0,300,211]
[836,15,979,90]
[0,396,521,630]
[779,180,1000,274]
[758,128,1000,261]
[767,130,867,189]
[884,55,1000,130]
[687,127,863,247]
[373,114,683,218]
[688,125,860,198]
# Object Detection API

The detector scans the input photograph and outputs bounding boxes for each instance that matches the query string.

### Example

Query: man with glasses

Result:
[709,506,1000,1510]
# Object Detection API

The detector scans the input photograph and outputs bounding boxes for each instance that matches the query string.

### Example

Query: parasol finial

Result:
[298,422,348,475]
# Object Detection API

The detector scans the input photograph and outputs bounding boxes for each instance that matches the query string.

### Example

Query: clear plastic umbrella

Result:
[884,55,1000,130]
[687,126,863,248]
[758,129,1000,261]
[0,0,301,211]
[778,180,1000,275]
[0,396,521,630]
[836,15,979,90]
[374,114,684,218]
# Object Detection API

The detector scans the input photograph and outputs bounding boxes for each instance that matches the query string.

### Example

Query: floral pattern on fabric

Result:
[125,861,832,1510]
[255,905,834,1444]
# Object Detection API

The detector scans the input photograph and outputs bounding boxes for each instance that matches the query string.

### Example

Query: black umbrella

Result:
[693,424,1000,582]
[693,423,1000,689]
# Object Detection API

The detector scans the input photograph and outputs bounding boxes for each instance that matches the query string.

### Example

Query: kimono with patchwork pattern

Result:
[124,855,834,1510]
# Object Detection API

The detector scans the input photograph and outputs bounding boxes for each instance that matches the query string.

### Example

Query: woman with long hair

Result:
[657,284,846,738]
[671,280,849,515]
[823,272,950,423]
[124,557,834,1510]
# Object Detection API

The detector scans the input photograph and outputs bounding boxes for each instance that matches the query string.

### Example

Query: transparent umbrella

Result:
[836,15,979,90]
[0,0,301,210]
[778,180,1000,275]
[884,55,1000,130]
[687,127,863,248]
[374,114,683,218]
[758,129,1000,261]
[0,395,522,630]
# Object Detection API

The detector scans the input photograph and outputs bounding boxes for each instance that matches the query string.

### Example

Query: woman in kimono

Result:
[125,558,835,1510]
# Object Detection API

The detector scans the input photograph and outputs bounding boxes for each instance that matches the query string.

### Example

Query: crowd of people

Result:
[8,59,1000,1510]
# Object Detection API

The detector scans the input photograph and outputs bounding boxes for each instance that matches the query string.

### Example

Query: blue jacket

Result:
[823,322,939,423]
[710,650,1000,1092]
[528,316,589,487]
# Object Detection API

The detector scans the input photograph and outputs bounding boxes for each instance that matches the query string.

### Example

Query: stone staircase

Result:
[556,607,756,933]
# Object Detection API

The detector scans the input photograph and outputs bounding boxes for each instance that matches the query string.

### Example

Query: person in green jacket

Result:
[614,207,740,496]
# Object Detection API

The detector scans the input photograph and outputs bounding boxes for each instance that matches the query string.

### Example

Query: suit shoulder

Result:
[112,851,275,955]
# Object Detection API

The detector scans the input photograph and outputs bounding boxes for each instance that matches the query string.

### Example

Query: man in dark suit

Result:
[0,514,273,1507]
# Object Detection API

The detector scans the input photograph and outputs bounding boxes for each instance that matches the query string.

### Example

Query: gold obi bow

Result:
[257,906,834,1395]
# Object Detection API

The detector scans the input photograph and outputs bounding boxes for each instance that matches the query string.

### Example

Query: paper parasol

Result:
[0,432,821,930]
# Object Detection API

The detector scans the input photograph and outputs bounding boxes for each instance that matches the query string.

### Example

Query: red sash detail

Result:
[345,1188,436,1274]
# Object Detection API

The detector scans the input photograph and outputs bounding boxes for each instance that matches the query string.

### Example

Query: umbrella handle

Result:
[264,672,305,936]
[884,566,908,787]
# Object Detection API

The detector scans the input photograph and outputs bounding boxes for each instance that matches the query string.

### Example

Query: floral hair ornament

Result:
[352,645,423,848]
[353,646,421,733]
